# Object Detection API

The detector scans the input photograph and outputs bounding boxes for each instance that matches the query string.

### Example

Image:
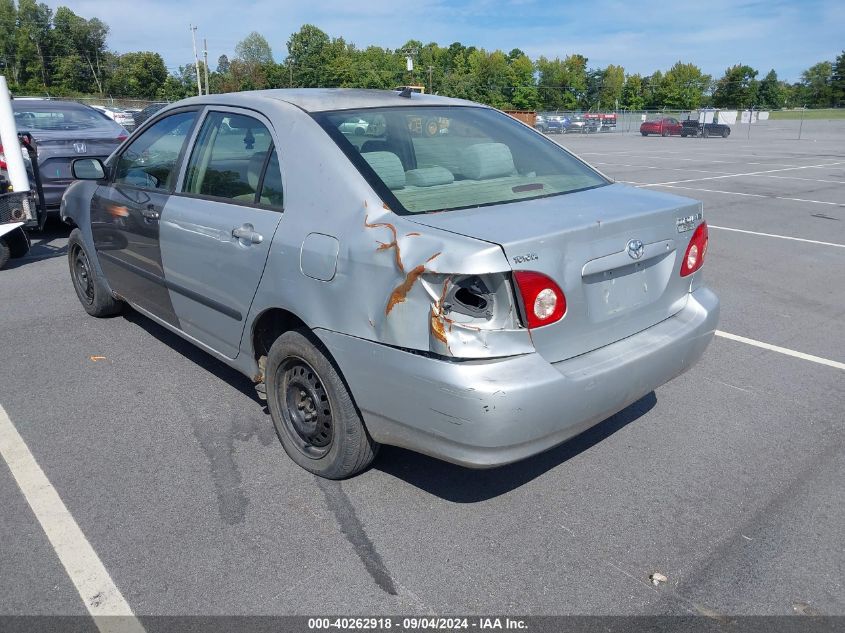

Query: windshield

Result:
[12,102,110,131]
[315,106,608,214]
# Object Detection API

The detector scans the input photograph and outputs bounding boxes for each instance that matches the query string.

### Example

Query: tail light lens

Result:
[514,271,566,329]
[0,144,6,170]
[680,222,709,277]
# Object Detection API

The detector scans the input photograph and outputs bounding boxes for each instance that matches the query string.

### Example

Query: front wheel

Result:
[266,330,378,479]
[0,238,10,270]
[68,228,123,317]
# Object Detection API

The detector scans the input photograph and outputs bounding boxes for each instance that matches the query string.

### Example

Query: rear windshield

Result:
[12,102,110,131]
[315,106,607,214]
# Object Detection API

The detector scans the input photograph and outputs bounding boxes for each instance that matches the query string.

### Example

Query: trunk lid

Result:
[407,183,702,363]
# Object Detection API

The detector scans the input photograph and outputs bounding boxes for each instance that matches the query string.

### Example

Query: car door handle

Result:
[232,224,263,244]
[141,207,160,221]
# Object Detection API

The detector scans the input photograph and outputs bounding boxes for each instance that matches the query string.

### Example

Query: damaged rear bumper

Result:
[315,286,720,468]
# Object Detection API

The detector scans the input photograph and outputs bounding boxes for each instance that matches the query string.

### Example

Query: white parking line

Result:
[642,183,844,207]
[0,404,146,633]
[647,161,845,186]
[715,331,845,371]
[709,225,845,248]
[750,174,845,185]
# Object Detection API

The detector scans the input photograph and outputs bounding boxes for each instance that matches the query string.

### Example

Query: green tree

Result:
[598,64,624,109]
[286,24,330,87]
[235,31,273,66]
[757,69,786,109]
[621,73,645,110]
[508,53,539,110]
[643,71,664,108]
[832,51,845,107]
[800,61,833,107]
[52,7,109,94]
[537,54,587,110]
[0,0,19,85]
[662,61,710,109]
[16,0,53,89]
[106,51,167,98]
[712,64,759,108]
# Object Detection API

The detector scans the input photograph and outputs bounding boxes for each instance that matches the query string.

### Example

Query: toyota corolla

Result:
[61,89,719,479]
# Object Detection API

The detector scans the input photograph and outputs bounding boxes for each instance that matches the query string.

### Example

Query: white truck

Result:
[0,76,45,269]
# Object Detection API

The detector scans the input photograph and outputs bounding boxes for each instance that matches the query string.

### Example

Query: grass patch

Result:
[769,109,845,120]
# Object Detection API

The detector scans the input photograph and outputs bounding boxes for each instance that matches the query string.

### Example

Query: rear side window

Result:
[316,106,607,215]
[114,111,197,190]
[182,112,277,205]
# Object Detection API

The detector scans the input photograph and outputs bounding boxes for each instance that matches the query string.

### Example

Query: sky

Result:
[47,0,843,82]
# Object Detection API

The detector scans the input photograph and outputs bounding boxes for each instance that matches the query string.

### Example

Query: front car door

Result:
[91,110,199,325]
[159,108,284,359]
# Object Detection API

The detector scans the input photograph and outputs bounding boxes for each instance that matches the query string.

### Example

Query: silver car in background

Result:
[61,89,719,479]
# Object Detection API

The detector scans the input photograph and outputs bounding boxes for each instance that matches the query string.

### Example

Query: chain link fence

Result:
[534,108,845,142]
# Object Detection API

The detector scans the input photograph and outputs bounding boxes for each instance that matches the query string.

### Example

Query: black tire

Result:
[7,228,30,258]
[722,128,729,138]
[266,330,378,479]
[67,228,123,317]
[0,238,10,270]
[641,131,648,136]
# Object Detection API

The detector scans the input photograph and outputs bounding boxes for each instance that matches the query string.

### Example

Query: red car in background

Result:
[640,117,682,136]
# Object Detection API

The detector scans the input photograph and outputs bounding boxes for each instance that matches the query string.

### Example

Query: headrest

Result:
[247,151,267,191]
[362,151,405,190]
[405,166,454,187]
[459,142,515,180]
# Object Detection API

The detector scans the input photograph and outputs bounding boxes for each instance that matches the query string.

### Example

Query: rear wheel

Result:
[68,228,123,317]
[641,131,648,136]
[266,330,378,479]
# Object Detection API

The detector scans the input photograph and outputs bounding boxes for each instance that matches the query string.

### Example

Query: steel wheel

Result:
[71,244,95,305]
[275,356,334,458]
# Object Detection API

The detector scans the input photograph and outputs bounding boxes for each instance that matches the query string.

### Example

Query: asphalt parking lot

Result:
[1,124,843,626]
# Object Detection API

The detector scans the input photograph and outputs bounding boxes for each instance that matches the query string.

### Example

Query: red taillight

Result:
[0,144,6,170]
[513,270,567,329]
[680,222,709,277]
[117,134,128,142]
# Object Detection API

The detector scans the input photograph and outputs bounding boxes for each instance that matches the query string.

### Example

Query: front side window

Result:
[182,112,277,204]
[114,111,197,190]
[316,106,608,214]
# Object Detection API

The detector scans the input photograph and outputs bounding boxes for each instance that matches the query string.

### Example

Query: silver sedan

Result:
[61,89,719,478]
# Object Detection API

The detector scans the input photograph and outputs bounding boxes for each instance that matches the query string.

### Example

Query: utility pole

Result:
[428,65,433,94]
[190,24,202,96]
[203,38,210,95]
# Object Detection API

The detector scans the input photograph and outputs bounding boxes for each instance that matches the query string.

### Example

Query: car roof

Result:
[12,99,96,111]
[172,88,480,113]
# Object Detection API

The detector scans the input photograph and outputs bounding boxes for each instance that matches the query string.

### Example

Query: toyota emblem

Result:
[627,239,644,260]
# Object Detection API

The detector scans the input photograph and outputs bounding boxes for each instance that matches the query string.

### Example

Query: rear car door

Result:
[159,109,284,359]
[91,109,199,325]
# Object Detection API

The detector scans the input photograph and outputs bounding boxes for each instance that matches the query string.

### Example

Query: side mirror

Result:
[72,158,106,180]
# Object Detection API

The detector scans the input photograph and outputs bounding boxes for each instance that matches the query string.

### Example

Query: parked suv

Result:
[62,89,718,478]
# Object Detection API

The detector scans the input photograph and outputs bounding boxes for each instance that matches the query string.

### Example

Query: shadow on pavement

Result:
[373,391,657,502]
[122,308,267,409]
[122,305,656,501]
[4,218,71,268]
